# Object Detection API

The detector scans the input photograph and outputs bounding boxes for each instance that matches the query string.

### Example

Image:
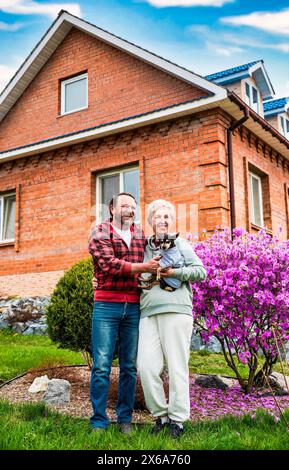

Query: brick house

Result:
[0,10,289,298]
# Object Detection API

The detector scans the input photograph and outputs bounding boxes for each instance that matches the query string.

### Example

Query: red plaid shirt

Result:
[88,219,146,303]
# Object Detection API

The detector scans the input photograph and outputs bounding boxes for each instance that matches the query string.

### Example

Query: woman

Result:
[137,199,206,438]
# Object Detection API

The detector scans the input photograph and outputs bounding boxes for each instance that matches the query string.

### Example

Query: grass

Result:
[0,329,85,383]
[0,400,289,450]
[1,329,289,450]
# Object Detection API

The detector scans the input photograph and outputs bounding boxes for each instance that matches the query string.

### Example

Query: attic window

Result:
[61,73,88,115]
[245,81,259,114]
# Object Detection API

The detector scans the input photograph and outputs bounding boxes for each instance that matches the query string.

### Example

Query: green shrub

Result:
[46,258,94,355]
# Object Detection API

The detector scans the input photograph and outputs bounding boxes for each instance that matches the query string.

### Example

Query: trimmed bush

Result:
[46,258,94,355]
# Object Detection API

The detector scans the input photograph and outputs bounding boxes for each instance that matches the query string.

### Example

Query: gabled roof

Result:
[264,97,289,117]
[206,60,275,100]
[0,10,226,123]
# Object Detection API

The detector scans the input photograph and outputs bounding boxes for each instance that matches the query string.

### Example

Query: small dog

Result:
[138,233,184,291]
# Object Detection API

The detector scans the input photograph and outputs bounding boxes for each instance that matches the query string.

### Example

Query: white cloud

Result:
[144,0,234,8]
[0,1,81,18]
[0,64,18,93]
[0,21,23,31]
[189,24,289,55]
[221,8,289,35]
[206,41,243,57]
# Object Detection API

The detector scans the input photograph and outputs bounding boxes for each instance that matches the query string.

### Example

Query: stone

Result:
[195,374,229,390]
[28,375,50,393]
[43,379,71,405]
[270,372,289,395]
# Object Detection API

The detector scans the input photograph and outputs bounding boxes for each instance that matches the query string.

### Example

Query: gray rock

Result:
[43,379,71,405]
[195,374,229,390]
[191,333,202,350]
[11,322,27,333]
[270,372,289,395]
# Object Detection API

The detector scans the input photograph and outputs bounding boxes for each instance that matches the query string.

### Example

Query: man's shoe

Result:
[151,418,169,435]
[169,423,184,439]
[119,423,132,434]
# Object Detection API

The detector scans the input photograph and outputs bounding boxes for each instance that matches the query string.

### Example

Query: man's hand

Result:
[92,276,98,289]
[145,256,161,274]
[160,267,175,278]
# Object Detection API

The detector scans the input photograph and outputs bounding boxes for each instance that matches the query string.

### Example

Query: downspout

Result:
[227,108,250,235]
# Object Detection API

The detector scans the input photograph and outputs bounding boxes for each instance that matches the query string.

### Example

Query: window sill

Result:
[57,106,88,118]
[0,241,15,247]
[250,223,272,235]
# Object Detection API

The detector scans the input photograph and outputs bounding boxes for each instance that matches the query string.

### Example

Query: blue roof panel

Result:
[263,97,289,112]
[206,60,262,81]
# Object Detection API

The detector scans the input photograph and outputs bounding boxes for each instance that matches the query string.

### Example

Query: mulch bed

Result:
[1,365,289,423]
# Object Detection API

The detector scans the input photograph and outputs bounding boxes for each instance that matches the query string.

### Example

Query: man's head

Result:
[109,192,137,229]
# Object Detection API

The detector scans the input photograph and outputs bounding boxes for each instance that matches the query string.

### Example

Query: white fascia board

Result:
[60,12,224,96]
[250,62,275,98]
[211,70,250,84]
[0,92,227,163]
[264,107,285,118]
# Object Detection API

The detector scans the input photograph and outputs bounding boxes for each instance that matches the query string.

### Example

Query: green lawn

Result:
[0,400,288,450]
[1,329,289,450]
[0,329,84,383]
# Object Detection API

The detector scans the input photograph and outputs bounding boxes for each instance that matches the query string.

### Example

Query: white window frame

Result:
[279,114,289,140]
[96,166,139,224]
[244,81,260,114]
[0,191,16,243]
[61,73,88,116]
[249,172,264,227]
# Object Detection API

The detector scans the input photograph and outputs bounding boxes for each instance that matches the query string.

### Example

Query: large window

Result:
[96,167,140,222]
[280,115,289,140]
[245,82,260,114]
[249,172,264,227]
[61,73,88,115]
[0,191,16,242]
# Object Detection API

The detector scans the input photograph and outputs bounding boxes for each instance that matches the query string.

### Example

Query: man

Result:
[88,192,159,434]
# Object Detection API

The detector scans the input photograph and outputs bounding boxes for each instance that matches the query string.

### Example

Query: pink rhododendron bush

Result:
[192,227,289,393]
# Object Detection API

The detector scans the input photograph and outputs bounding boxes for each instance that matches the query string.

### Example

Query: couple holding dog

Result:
[88,192,206,438]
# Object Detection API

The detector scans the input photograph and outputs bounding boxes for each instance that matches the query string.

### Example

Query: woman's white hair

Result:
[147,199,176,227]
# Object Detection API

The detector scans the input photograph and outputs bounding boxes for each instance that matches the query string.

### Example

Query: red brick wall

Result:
[1,108,289,297]
[0,110,227,279]
[0,27,207,152]
[232,128,289,238]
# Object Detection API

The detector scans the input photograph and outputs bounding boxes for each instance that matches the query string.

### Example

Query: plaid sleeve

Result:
[88,229,132,276]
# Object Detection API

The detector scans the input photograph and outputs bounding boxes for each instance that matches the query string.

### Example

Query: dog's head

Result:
[159,232,179,250]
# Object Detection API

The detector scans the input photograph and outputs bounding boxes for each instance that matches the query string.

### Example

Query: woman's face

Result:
[152,207,173,238]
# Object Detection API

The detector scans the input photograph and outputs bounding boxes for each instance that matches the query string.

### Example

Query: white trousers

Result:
[137,313,193,422]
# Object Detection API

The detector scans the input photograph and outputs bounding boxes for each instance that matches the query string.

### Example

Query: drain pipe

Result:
[227,108,250,235]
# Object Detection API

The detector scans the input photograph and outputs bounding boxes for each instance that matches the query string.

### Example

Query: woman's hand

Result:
[160,267,175,278]
[92,276,98,289]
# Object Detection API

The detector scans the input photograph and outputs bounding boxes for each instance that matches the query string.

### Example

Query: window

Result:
[280,115,289,139]
[96,167,140,223]
[0,191,16,242]
[61,73,88,115]
[249,173,264,227]
[245,81,259,113]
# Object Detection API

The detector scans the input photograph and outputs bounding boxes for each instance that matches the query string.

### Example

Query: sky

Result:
[0,0,289,99]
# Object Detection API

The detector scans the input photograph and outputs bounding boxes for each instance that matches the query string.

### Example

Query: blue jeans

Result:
[90,301,140,429]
